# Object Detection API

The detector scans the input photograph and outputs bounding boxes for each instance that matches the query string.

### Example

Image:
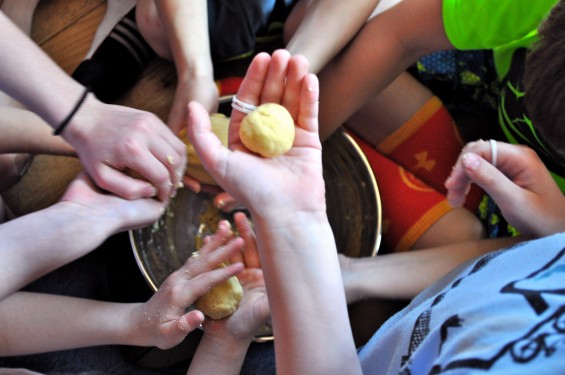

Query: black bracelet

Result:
[53,86,90,136]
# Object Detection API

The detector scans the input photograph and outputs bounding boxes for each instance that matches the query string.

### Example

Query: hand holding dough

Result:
[239,103,295,157]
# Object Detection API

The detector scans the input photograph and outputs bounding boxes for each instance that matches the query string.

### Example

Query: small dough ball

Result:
[194,272,243,320]
[179,114,229,185]
[240,103,295,157]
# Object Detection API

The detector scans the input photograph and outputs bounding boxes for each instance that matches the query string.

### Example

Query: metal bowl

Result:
[129,128,381,340]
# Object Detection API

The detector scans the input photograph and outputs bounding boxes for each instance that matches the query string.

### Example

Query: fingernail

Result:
[216,199,225,209]
[462,153,480,170]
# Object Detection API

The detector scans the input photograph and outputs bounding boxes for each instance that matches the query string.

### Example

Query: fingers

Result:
[229,52,272,130]
[176,309,205,334]
[261,49,292,105]
[297,73,320,136]
[87,132,186,201]
[446,139,502,207]
[214,192,245,212]
[281,53,310,118]
[234,212,261,268]
[445,140,541,207]
[447,151,526,211]
[187,101,228,184]
[135,133,186,201]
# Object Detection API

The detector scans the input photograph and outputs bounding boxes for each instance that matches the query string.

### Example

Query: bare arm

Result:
[188,50,362,375]
[0,107,74,155]
[0,225,246,356]
[0,174,165,301]
[317,0,453,140]
[341,236,522,302]
[137,0,218,134]
[285,0,381,74]
[0,11,186,201]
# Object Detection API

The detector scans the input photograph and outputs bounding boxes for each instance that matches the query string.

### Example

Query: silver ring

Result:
[231,96,257,114]
[489,139,498,167]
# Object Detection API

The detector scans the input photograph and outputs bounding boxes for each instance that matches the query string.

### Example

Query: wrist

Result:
[52,86,90,136]
[57,91,100,146]
[192,332,252,370]
[176,58,214,82]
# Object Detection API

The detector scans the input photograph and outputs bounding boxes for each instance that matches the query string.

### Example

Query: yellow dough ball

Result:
[179,113,229,185]
[194,271,243,320]
[239,103,295,157]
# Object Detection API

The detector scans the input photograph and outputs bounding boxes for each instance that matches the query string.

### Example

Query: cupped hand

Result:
[445,140,565,237]
[65,99,187,201]
[186,50,324,219]
[202,212,269,341]
[133,221,245,349]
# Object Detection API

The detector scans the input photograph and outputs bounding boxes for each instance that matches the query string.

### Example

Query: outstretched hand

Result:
[59,173,166,233]
[186,50,323,218]
[445,140,565,237]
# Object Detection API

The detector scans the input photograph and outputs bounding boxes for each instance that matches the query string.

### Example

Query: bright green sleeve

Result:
[443,0,556,50]
[443,0,557,77]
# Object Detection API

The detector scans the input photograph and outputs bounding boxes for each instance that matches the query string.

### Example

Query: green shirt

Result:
[443,0,565,192]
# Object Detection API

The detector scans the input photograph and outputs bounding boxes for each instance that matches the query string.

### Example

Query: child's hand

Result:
[202,212,269,342]
[130,221,245,350]
[445,140,565,237]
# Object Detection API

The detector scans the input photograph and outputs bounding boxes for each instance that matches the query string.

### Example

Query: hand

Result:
[131,221,246,350]
[59,173,166,233]
[65,98,187,202]
[168,74,219,135]
[445,140,565,237]
[202,212,269,342]
[186,49,323,218]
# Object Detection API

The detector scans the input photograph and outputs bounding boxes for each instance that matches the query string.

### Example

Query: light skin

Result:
[188,212,270,375]
[214,0,484,249]
[340,140,565,304]
[0,173,165,302]
[136,0,218,135]
[0,216,248,356]
[0,10,186,201]
[187,49,362,375]
[187,50,565,374]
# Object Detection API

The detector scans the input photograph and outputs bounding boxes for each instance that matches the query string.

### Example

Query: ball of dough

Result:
[239,103,295,157]
[179,113,229,185]
[194,271,243,320]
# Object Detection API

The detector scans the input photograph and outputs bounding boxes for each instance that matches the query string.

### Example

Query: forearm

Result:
[317,0,450,140]
[253,212,362,375]
[286,0,380,74]
[0,12,90,129]
[0,107,75,155]
[155,0,213,80]
[0,203,119,300]
[347,236,524,301]
[0,291,139,356]
[188,333,251,375]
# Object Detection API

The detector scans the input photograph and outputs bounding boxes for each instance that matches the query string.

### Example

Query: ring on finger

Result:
[489,139,498,167]
[232,96,257,114]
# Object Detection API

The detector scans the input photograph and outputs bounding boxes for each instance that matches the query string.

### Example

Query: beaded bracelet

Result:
[53,86,90,136]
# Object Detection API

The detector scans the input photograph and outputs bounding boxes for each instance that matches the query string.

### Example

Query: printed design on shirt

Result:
[398,166,435,193]
[402,245,565,373]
